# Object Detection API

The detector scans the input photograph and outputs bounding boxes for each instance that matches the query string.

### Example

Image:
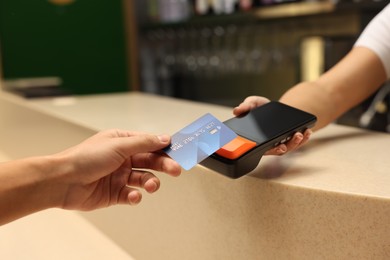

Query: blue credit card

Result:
[164,113,237,170]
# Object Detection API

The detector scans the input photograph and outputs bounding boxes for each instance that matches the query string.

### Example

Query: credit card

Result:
[164,113,237,170]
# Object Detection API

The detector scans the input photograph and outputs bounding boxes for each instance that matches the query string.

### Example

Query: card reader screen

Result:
[224,102,316,145]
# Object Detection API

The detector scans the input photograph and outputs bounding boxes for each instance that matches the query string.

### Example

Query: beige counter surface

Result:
[0,209,134,260]
[28,91,390,199]
[2,91,390,259]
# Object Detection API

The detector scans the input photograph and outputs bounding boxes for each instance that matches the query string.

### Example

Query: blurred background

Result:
[0,0,389,130]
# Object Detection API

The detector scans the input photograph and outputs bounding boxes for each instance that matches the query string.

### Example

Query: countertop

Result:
[0,208,134,260]
[28,91,390,198]
[1,91,390,259]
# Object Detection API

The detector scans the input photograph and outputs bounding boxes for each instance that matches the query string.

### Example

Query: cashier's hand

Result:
[233,96,312,155]
[56,129,181,210]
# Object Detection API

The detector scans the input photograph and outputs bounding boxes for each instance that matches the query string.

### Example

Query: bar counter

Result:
[1,91,389,259]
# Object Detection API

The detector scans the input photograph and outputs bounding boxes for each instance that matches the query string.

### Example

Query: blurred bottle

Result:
[158,0,191,22]
[223,0,239,14]
[147,0,160,21]
[210,0,224,14]
[195,0,211,15]
[195,0,244,15]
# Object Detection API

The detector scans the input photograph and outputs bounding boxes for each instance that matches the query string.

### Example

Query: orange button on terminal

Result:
[216,136,257,160]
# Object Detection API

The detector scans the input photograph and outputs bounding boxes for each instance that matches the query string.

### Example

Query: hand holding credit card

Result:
[163,113,237,170]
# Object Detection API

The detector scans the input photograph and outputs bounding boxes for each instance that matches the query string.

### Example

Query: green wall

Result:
[0,0,129,94]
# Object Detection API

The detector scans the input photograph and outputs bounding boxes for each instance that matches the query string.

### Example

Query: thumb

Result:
[117,134,171,157]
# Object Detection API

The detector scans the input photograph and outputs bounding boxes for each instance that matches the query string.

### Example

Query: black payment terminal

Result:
[200,101,317,178]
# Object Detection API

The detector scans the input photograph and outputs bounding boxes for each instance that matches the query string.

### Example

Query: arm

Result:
[281,3,390,130]
[0,129,181,226]
[233,47,387,154]
[234,4,390,154]
[280,46,387,131]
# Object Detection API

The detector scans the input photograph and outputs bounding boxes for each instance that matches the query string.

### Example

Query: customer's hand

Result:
[233,96,312,155]
[55,129,181,210]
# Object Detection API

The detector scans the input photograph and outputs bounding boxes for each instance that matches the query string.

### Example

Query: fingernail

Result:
[149,180,159,192]
[128,191,142,205]
[158,134,170,143]
[295,134,303,144]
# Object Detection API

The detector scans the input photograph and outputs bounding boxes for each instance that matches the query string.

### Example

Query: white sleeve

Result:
[354,4,390,79]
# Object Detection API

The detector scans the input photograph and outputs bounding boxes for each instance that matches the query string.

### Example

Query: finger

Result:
[264,129,311,156]
[117,186,142,205]
[233,96,270,116]
[298,129,312,147]
[84,129,147,144]
[98,129,148,138]
[127,170,161,193]
[128,190,142,205]
[264,144,287,156]
[132,153,181,177]
[284,132,304,152]
[233,103,251,116]
[242,96,270,107]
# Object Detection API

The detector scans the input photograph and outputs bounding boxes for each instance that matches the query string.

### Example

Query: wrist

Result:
[22,155,71,210]
[39,154,74,209]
